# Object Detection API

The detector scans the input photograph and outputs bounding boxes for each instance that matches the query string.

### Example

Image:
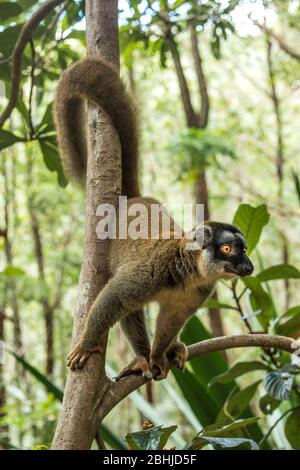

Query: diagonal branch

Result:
[98,333,300,421]
[254,21,300,62]
[0,0,66,128]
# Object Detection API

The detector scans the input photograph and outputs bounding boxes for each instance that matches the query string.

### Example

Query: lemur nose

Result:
[245,264,253,275]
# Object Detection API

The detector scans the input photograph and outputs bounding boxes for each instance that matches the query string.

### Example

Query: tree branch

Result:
[166,31,199,128]
[0,0,66,128]
[254,21,300,61]
[97,334,299,421]
[190,21,209,129]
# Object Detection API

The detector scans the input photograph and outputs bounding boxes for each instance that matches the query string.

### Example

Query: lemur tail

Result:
[54,58,140,198]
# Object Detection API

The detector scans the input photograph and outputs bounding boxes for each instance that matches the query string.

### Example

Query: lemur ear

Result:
[202,224,213,249]
[185,224,212,250]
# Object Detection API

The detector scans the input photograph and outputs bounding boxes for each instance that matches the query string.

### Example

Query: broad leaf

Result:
[124,425,177,450]
[285,408,300,449]
[242,277,274,330]
[259,395,280,415]
[223,381,261,419]
[210,361,269,385]
[292,170,300,206]
[189,435,259,450]
[0,2,22,22]
[205,299,236,310]
[257,264,300,282]
[275,306,300,338]
[0,129,24,151]
[233,204,269,254]
[38,138,68,187]
[264,370,294,401]
[184,417,260,450]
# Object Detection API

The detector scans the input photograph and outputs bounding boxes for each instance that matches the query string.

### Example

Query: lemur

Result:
[54,58,254,380]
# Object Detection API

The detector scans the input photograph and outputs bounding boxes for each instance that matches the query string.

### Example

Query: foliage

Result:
[169,128,236,183]
[0,0,300,452]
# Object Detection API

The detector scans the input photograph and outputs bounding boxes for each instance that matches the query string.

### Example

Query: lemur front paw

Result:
[166,341,188,370]
[67,341,101,370]
[150,354,170,381]
[115,355,152,381]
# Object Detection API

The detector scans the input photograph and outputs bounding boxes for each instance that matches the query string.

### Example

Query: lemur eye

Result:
[220,244,232,254]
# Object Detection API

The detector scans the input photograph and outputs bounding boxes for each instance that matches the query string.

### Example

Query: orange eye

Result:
[221,244,232,254]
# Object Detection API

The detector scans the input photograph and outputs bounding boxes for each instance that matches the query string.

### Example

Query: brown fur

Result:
[54,58,140,197]
[55,58,245,380]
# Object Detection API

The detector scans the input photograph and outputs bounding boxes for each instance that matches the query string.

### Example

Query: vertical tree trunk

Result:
[52,0,121,449]
[26,153,55,375]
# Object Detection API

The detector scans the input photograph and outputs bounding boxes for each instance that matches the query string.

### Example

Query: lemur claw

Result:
[67,342,101,370]
[115,356,152,381]
[166,341,188,371]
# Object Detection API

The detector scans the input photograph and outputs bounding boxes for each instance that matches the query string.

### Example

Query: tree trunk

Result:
[26,153,55,375]
[52,0,121,449]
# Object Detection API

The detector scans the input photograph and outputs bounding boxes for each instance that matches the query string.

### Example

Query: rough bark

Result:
[51,0,121,450]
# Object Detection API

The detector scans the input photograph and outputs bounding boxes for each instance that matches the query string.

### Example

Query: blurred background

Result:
[0,0,300,450]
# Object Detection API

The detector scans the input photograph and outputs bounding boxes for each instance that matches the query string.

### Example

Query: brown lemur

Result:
[54,58,254,380]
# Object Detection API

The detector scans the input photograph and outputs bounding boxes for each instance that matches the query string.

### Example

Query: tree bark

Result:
[52,0,121,450]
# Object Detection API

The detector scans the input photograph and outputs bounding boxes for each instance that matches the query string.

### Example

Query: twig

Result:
[232,281,253,333]
[0,0,66,128]
[28,39,36,140]
[259,406,300,448]
[253,20,300,62]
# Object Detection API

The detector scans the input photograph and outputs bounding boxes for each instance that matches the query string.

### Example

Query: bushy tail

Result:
[54,58,140,197]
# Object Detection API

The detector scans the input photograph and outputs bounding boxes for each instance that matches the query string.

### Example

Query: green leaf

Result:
[285,408,300,449]
[38,138,68,187]
[205,299,236,310]
[292,170,300,205]
[259,395,280,415]
[0,266,25,276]
[210,361,269,385]
[242,277,274,330]
[264,369,294,401]
[37,103,54,135]
[189,435,259,450]
[257,264,300,282]
[0,3,22,22]
[0,129,24,151]
[124,425,177,450]
[224,381,261,419]
[233,204,270,254]
[184,417,260,449]
[275,307,300,338]
[0,24,23,57]
[172,368,219,426]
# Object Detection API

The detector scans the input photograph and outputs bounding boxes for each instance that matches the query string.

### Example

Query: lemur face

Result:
[196,222,254,279]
